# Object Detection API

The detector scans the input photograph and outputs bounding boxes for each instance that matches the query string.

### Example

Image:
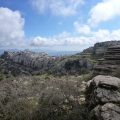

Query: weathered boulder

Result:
[90,103,120,120]
[86,75,120,110]
[86,75,120,120]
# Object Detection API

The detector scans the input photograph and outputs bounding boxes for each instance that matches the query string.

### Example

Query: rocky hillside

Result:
[0,50,94,76]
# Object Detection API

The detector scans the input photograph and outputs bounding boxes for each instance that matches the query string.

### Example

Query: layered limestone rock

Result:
[82,41,120,56]
[94,45,120,76]
[0,50,94,76]
[1,50,55,69]
[0,50,56,75]
[86,75,120,120]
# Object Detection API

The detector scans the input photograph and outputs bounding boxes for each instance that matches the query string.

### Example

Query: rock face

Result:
[94,45,120,76]
[82,41,120,57]
[0,50,94,76]
[1,50,55,69]
[0,50,56,75]
[52,57,94,75]
[93,41,120,56]
[86,75,120,120]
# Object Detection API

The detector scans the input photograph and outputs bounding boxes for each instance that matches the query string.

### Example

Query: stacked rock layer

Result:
[94,45,120,76]
[86,75,120,120]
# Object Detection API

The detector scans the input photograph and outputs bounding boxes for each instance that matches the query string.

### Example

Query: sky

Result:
[0,0,120,51]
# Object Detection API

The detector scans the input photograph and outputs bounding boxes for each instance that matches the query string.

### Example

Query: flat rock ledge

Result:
[85,75,120,120]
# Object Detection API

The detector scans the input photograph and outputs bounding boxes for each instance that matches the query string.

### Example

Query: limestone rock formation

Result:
[0,50,56,76]
[82,41,120,57]
[52,57,94,75]
[94,45,120,77]
[0,50,94,76]
[90,103,120,120]
[1,50,55,69]
[86,75,120,120]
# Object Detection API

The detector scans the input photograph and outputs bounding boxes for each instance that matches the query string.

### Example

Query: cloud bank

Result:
[88,0,120,25]
[30,29,120,47]
[1,0,120,50]
[0,7,25,47]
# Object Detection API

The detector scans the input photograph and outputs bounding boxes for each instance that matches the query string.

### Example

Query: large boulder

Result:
[90,103,120,120]
[86,75,120,120]
[86,75,120,110]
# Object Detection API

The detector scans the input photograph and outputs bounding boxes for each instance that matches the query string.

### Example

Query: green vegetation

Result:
[0,70,5,81]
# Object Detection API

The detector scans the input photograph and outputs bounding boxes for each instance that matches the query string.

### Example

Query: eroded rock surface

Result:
[94,45,120,77]
[86,75,120,120]
[0,50,94,76]
[90,103,120,120]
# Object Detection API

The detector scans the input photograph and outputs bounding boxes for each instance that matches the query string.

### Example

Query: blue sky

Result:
[0,0,120,51]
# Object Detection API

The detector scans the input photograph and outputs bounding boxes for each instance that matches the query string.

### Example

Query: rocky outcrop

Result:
[0,50,56,76]
[1,50,55,69]
[86,75,120,120]
[52,57,94,75]
[93,41,120,56]
[94,45,120,77]
[82,41,120,57]
[0,50,94,76]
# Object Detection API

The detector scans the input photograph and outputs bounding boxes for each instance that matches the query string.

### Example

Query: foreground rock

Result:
[90,103,120,120]
[86,75,120,120]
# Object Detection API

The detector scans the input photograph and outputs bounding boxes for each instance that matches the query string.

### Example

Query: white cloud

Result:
[30,29,120,48]
[0,7,25,47]
[30,31,91,47]
[32,0,84,16]
[88,0,120,25]
[74,21,91,34]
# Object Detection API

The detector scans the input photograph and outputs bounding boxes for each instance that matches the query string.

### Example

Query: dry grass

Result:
[0,74,90,120]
